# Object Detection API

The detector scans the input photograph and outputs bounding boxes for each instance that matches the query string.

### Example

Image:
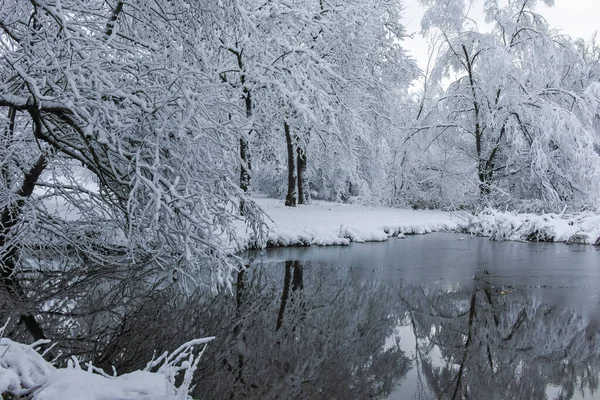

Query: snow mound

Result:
[0,338,53,397]
[0,334,214,400]
[34,369,170,400]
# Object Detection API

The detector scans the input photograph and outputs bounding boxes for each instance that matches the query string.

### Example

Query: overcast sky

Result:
[401,0,600,69]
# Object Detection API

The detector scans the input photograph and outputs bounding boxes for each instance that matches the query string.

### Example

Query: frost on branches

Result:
[0,1,265,295]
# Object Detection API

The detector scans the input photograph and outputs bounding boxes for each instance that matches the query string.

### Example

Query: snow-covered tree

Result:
[250,0,418,205]
[415,0,600,210]
[0,0,265,341]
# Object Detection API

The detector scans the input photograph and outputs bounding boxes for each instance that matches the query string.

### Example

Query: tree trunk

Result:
[1,150,48,341]
[233,266,247,390]
[2,107,16,188]
[284,122,297,207]
[0,32,48,341]
[290,261,305,328]
[231,46,253,197]
[451,291,477,400]
[478,161,492,197]
[462,44,491,198]
[292,260,303,292]
[239,88,252,194]
[297,145,309,205]
[104,0,125,40]
[240,137,251,193]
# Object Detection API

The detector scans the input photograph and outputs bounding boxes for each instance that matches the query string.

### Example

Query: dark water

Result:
[195,234,600,400]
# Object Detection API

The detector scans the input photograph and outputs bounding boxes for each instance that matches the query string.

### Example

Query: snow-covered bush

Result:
[463,208,600,244]
[0,321,214,400]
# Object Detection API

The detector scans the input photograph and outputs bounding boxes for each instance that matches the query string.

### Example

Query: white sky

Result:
[401,0,600,70]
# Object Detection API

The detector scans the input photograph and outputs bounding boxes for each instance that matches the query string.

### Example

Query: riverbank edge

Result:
[236,198,600,252]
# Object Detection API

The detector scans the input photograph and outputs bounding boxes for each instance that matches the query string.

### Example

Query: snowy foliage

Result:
[464,208,600,244]
[242,0,419,204]
[421,0,468,33]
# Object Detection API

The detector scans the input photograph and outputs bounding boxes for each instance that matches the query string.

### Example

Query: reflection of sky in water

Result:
[546,385,589,400]
[384,316,597,400]
[248,233,600,313]
[213,234,600,399]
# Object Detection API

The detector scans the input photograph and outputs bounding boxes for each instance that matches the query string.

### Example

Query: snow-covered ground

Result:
[241,197,461,248]
[239,197,600,249]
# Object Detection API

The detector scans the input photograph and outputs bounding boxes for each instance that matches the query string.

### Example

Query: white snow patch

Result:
[34,369,171,400]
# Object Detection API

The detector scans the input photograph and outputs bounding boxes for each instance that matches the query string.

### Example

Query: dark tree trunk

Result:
[229,46,253,197]
[296,145,309,205]
[235,267,246,311]
[451,291,477,400]
[292,261,303,292]
[1,150,48,341]
[284,122,297,207]
[2,107,16,188]
[462,44,492,198]
[239,86,252,195]
[232,266,247,390]
[104,0,124,39]
[239,137,251,193]
[0,20,48,342]
[290,261,305,328]
[478,161,492,197]
[480,125,507,197]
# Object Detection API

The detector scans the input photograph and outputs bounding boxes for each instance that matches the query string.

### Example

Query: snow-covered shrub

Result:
[0,321,214,400]
[465,208,600,244]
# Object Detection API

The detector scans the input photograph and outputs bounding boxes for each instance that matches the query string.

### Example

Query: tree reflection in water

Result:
[194,260,410,399]
[194,260,600,400]
[403,284,600,399]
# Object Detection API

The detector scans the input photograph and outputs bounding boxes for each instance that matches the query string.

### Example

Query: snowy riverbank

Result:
[241,197,600,249]
[241,197,460,248]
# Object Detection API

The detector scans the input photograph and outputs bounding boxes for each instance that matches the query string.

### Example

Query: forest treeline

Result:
[0,0,599,381]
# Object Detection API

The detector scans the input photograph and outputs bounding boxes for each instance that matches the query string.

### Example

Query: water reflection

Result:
[195,260,411,399]
[194,236,600,399]
[401,285,600,399]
